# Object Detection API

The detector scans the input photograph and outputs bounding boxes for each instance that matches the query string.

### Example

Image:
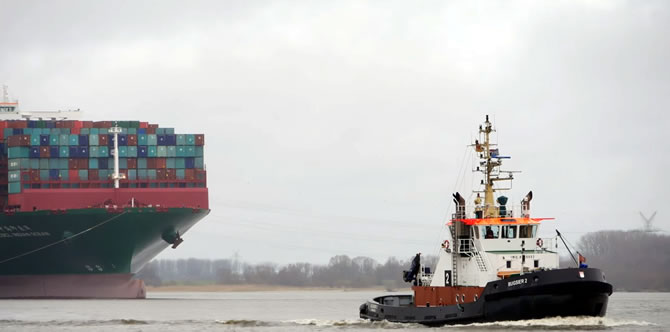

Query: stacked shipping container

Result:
[0,120,206,208]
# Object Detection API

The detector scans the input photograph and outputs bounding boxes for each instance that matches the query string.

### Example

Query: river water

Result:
[0,291,665,331]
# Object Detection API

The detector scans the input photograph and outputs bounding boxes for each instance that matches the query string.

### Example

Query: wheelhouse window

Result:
[481,225,500,239]
[501,225,517,239]
[519,225,537,238]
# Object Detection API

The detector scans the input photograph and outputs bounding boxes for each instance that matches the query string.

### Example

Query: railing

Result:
[451,204,530,220]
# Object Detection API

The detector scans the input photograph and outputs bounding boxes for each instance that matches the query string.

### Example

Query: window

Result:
[501,226,517,239]
[519,225,537,238]
[506,261,511,268]
[534,260,539,268]
[481,226,500,239]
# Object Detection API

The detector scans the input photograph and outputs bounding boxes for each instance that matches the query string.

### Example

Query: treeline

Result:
[576,230,670,291]
[137,254,437,289]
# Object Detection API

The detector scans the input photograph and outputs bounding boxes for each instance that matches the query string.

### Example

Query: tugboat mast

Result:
[477,115,513,218]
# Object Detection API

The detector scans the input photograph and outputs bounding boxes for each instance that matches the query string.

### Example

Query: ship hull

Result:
[359,268,612,326]
[0,207,209,298]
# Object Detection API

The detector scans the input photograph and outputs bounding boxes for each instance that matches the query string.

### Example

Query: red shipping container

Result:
[39,146,50,158]
[8,121,27,129]
[156,169,167,180]
[195,134,205,146]
[99,134,108,145]
[127,134,137,146]
[30,170,40,182]
[82,121,93,128]
[156,158,167,169]
[73,121,83,129]
[78,159,87,169]
[148,124,159,129]
[127,158,137,169]
[146,127,156,134]
[185,169,196,180]
[71,128,80,134]
[7,135,21,147]
[0,121,8,130]
[69,170,79,180]
[166,168,176,180]
[68,158,78,169]
[139,122,148,128]
[21,135,30,146]
[89,169,99,180]
[147,158,157,169]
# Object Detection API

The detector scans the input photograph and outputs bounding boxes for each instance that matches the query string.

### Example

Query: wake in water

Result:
[459,316,656,330]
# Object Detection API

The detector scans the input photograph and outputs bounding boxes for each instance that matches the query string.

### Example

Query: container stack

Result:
[0,120,206,208]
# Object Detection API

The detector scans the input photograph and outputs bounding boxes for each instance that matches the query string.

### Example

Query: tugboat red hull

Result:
[359,268,612,326]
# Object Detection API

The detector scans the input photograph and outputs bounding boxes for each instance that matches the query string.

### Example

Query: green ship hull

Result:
[0,207,209,275]
[0,207,208,298]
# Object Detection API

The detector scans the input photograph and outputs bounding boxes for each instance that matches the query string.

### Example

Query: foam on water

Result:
[462,316,656,329]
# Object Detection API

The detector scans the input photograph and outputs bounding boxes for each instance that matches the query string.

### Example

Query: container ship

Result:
[359,116,611,325]
[0,90,209,298]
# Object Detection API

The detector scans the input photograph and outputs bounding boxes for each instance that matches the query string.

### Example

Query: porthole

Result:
[455,296,459,303]
[461,294,465,302]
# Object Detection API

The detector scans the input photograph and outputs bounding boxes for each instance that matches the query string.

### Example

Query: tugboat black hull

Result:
[359,268,612,326]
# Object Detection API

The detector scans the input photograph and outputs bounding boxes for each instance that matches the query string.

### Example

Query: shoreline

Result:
[147,284,404,293]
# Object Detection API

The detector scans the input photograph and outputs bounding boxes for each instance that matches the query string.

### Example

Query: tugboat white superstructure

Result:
[359,116,612,326]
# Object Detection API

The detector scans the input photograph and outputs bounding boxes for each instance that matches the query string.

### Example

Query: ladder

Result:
[450,226,458,286]
[472,240,490,272]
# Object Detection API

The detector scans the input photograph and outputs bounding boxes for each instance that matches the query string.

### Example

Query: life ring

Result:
[442,240,450,250]
[536,238,543,247]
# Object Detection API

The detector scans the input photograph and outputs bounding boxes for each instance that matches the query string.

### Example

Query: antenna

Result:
[2,85,8,103]
[639,211,658,232]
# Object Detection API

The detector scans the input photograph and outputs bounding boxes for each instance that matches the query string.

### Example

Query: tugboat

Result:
[359,116,612,326]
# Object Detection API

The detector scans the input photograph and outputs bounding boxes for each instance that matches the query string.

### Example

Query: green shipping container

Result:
[8,170,20,182]
[60,134,69,145]
[99,169,109,179]
[138,169,147,179]
[148,146,157,157]
[89,158,98,169]
[185,146,195,157]
[99,146,109,157]
[99,128,108,134]
[138,134,147,145]
[195,157,204,169]
[91,128,99,135]
[31,135,40,146]
[50,135,59,145]
[90,146,99,157]
[138,158,147,169]
[166,158,175,168]
[69,135,78,145]
[118,146,128,157]
[40,170,49,181]
[8,182,21,194]
[127,146,137,157]
[175,158,185,169]
[60,170,69,180]
[157,146,167,157]
[89,134,99,146]
[165,128,174,134]
[7,159,18,170]
[39,159,49,169]
[167,146,176,157]
[79,170,88,180]
[186,134,195,145]
[176,146,186,157]
[128,169,137,180]
[195,146,203,157]
[127,128,137,135]
[59,158,69,170]
[119,158,127,169]
[30,158,39,169]
[176,169,185,179]
[59,146,69,158]
[147,169,157,180]
[176,134,186,145]
[8,147,29,158]
[147,134,157,145]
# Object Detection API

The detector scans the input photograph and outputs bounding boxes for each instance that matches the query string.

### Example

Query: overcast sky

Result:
[1,1,668,264]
